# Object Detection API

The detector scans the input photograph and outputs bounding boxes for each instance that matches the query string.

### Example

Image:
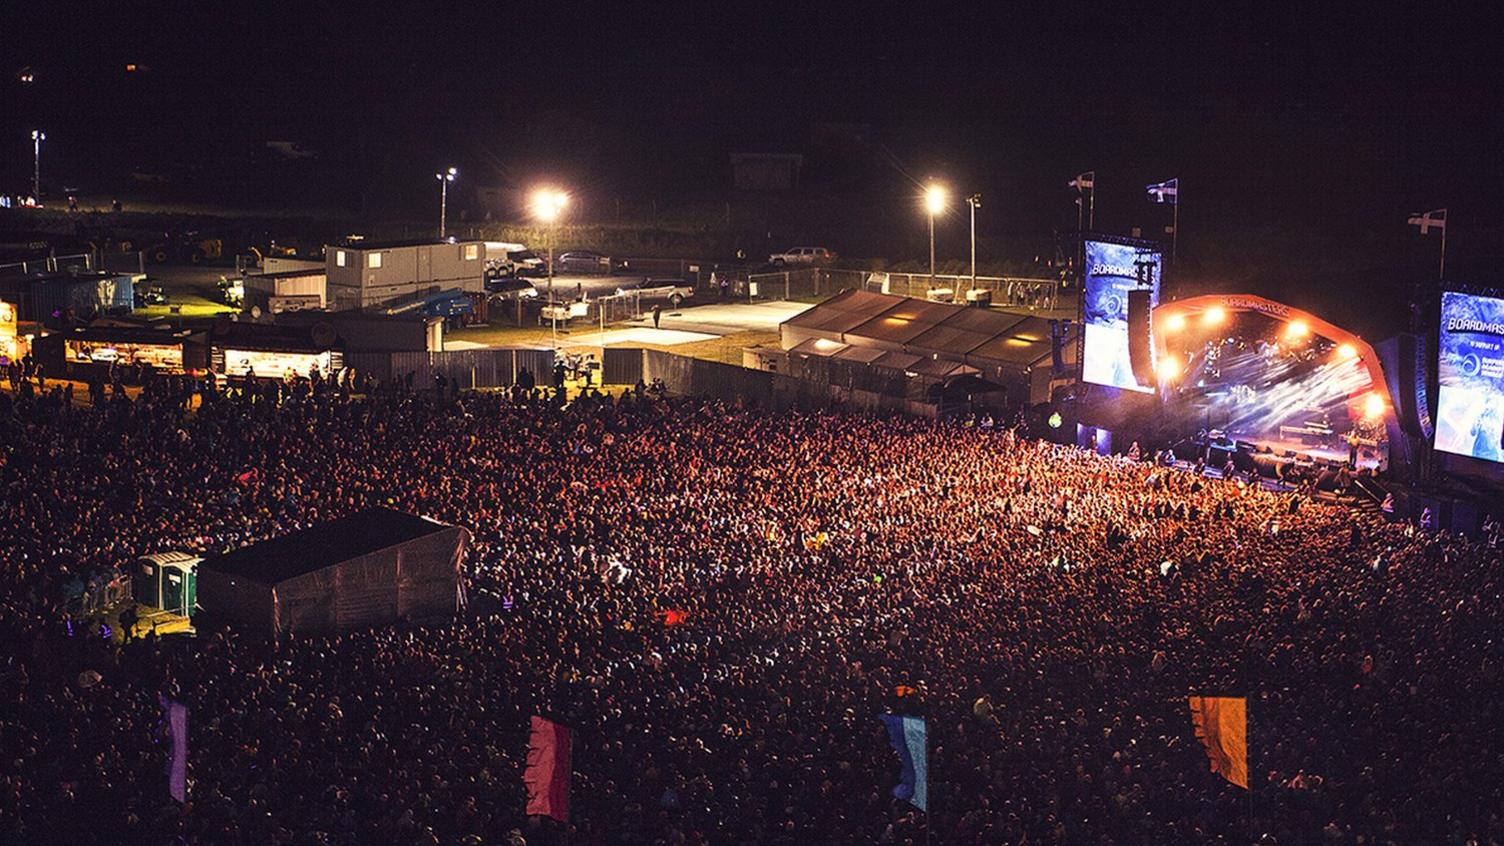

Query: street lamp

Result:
[31,130,45,201]
[531,187,570,347]
[436,167,457,238]
[924,183,947,288]
[967,193,982,290]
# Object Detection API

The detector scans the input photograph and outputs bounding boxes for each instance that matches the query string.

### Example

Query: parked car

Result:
[555,250,613,275]
[510,249,549,277]
[768,246,836,266]
[617,277,695,308]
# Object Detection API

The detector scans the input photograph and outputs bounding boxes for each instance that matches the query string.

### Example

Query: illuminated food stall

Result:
[36,324,209,376]
[209,319,344,380]
[0,299,27,365]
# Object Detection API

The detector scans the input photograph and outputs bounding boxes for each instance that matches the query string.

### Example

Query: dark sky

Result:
[3,2,1501,333]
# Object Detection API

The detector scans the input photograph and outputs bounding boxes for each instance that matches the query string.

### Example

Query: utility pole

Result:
[967,194,982,290]
[436,167,457,238]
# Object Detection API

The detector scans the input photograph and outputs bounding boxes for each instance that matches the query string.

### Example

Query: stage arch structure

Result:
[1150,294,1396,470]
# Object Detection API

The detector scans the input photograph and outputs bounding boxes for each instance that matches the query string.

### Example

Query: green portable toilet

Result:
[133,552,202,617]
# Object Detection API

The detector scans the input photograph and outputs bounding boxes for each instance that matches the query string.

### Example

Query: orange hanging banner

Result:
[1188,696,1248,789]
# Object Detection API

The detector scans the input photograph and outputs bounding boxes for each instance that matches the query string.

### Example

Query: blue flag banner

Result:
[1147,178,1178,204]
[159,696,188,803]
[879,714,928,812]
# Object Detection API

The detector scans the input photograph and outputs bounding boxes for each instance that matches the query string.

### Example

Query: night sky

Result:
[3,2,1501,335]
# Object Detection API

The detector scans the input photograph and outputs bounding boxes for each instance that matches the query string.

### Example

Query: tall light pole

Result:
[436,167,457,238]
[531,187,569,347]
[924,183,948,289]
[31,130,46,200]
[967,193,982,291]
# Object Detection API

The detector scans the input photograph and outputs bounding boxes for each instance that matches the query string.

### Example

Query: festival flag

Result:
[1407,208,1447,234]
[661,608,688,627]
[878,714,928,812]
[1188,696,1248,789]
[895,684,918,698]
[160,696,189,803]
[1069,171,1095,191]
[524,716,573,822]
[1147,178,1179,204]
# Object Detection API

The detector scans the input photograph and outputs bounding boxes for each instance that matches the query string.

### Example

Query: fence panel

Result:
[862,272,1061,310]
[603,347,644,385]
[513,348,556,386]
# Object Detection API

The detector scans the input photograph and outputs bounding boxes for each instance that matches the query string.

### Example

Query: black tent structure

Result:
[196,508,469,639]
[779,290,1072,405]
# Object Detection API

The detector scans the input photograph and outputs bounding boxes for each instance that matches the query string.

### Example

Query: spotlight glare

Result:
[1362,393,1386,419]
[1203,306,1226,326]
[1157,356,1182,381]
[924,184,948,216]
[1165,313,1186,332]
[1337,342,1358,360]
[1285,319,1310,339]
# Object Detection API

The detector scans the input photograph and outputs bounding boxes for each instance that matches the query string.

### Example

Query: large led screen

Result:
[1082,240,1160,392]
[1435,291,1504,463]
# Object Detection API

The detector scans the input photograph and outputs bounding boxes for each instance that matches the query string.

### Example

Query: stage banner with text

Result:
[1082,240,1161,392]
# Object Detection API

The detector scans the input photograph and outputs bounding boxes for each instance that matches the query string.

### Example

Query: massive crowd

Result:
[1,375,1502,845]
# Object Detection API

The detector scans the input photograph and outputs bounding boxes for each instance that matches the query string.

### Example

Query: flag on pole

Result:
[878,714,928,811]
[1069,171,1095,191]
[1147,179,1179,204]
[160,696,189,803]
[1407,208,1447,234]
[524,716,573,822]
[1188,696,1247,789]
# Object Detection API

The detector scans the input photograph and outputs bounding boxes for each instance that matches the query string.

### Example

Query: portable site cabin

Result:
[195,508,469,639]
[134,552,201,617]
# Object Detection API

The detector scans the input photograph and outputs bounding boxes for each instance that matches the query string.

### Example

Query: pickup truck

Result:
[616,277,695,308]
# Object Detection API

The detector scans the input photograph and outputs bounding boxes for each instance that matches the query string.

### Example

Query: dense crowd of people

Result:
[2,374,1501,845]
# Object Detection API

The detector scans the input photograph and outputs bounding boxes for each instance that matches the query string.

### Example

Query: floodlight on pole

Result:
[31,130,46,200]
[531,187,571,348]
[436,166,457,238]
[967,193,981,290]
[924,183,947,286]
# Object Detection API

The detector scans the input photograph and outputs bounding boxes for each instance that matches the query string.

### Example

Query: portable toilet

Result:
[133,552,202,617]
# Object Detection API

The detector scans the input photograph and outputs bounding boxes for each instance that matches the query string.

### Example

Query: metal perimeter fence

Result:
[0,250,146,277]
[743,268,1064,310]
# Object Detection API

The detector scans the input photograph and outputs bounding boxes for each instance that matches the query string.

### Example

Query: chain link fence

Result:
[586,290,644,327]
[862,272,1063,310]
[744,268,868,301]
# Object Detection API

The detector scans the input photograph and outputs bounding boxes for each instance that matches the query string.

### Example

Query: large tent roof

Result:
[198,508,454,585]
[781,291,1056,372]
[781,289,899,338]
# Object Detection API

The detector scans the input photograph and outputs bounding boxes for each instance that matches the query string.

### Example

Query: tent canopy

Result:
[782,290,1056,372]
[196,508,469,638]
[200,508,453,585]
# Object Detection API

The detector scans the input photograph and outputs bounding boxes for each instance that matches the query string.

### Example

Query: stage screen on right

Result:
[1435,291,1504,463]
[1082,240,1160,392]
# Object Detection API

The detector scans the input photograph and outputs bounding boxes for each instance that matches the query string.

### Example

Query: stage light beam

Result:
[1203,306,1227,326]
[1165,312,1186,332]
[1337,342,1358,360]
[1363,393,1386,420]
[1285,319,1310,339]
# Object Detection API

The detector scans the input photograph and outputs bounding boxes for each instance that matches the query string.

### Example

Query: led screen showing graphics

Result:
[1435,291,1504,463]
[1082,240,1160,392]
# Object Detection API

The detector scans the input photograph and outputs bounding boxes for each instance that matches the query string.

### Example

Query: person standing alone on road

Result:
[652,304,662,329]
